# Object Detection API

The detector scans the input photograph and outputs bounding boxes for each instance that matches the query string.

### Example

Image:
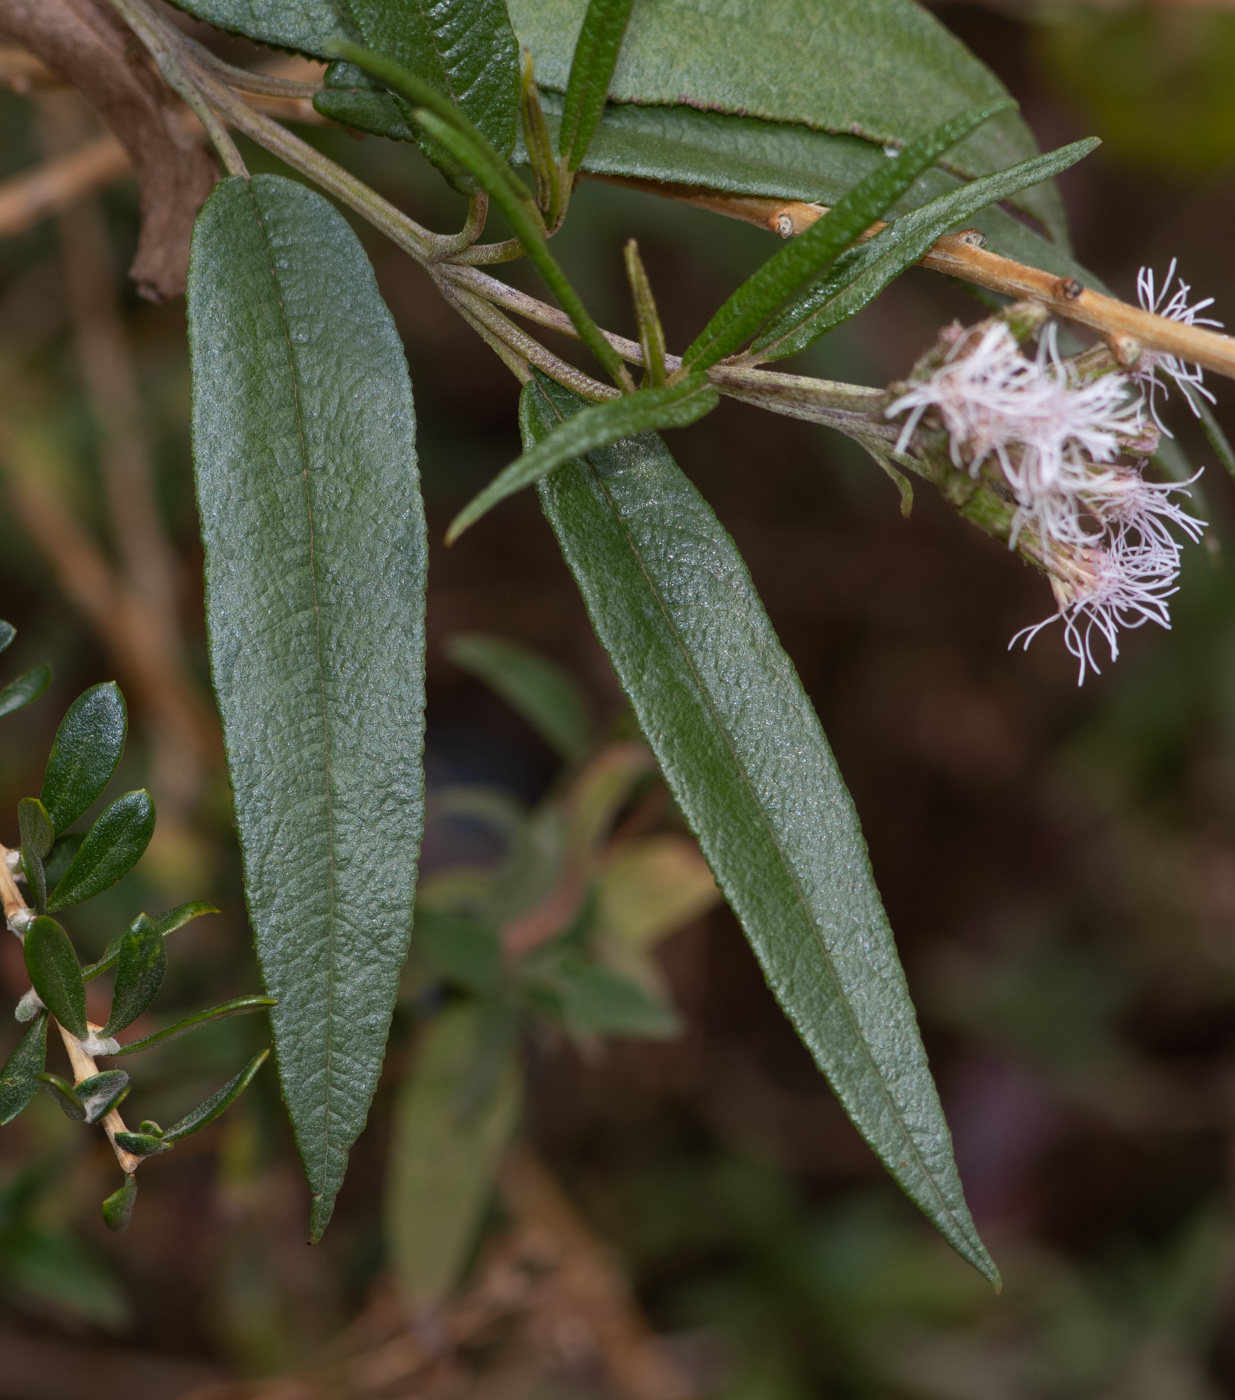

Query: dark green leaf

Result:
[111,995,276,1057]
[37,1073,85,1120]
[73,1071,130,1124]
[18,797,53,916]
[166,0,345,57]
[102,1176,137,1234]
[188,174,427,1240]
[0,665,52,720]
[447,374,718,540]
[47,790,155,912]
[385,1004,521,1309]
[0,620,12,654]
[40,683,126,835]
[447,633,591,762]
[0,1015,47,1125]
[342,0,520,185]
[162,1050,269,1144]
[525,373,997,1283]
[523,948,680,1038]
[559,0,633,171]
[42,834,83,894]
[509,0,1066,240]
[82,901,219,982]
[313,60,419,142]
[24,915,87,1039]
[112,1131,168,1157]
[752,137,1101,362]
[414,910,503,992]
[684,102,1010,371]
[102,916,167,1037]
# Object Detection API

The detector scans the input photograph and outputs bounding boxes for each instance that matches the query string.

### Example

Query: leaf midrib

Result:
[249,182,340,1192]
[535,380,970,1243]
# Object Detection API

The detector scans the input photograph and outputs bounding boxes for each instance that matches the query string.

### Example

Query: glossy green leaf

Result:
[525,373,997,1283]
[448,374,718,540]
[102,1176,137,1234]
[73,1071,130,1124]
[510,0,1066,240]
[0,1015,47,1125]
[83,901,218,982]
[342,0,520,184]
[559,0,633,171]
[40,683,126,835]
[684,102,1010,371]
[41,834,83,895]
[112,1131,168,1157]
[447,633,591,762]
[102,916,167,1037]
[385,1004,522,1310]
[162,1050,270,1144]
[37,1073,85,1120]
[188,174,427,1240]
[47,790,155,913]
[753,137,1101,362]
[24,916,86,1040]
[18,797,53,916]
[111,995,276,1057]
[0,664,52,720]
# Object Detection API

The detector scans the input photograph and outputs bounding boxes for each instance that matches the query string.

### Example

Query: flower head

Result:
[1134,259,1223,432]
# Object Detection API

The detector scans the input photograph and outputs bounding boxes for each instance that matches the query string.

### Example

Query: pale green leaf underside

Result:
[509,0,1066,242]
[525,372,996,1283]
[187,174,427,1240]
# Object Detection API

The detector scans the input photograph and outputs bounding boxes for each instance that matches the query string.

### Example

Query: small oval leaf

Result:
[113,1131,168,1157]
[37,1072,86,1120]
[102,916,167,1037]
[0,1014,48,1125]
[47,790,156,912]
[102,1175,137,1233]
[83,901,219,982]
[75,1070,130,1124]
[41,683,127,835]
[24,915,87,1039]
[0,664,52,719]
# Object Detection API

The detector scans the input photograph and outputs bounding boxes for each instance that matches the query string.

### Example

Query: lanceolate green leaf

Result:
[188,174,427,1240]
[684,103,1010,371]
[83,902,218,982]
[40,683,126,835]
[509,0,1066,241]
[0,664,51,719]
[24,916,87,1040]
[0,1014,47,1126]
[752,137,1102,363]
[112,995,276,1057]
[385,1004,522,1310]
[524,373,996,1282]
[102,916,167,1037]
[447,374,718,541]
[47,791,156,912]
[162,1050,270,1143]
[559,0,634,171]
[446,633,591,762]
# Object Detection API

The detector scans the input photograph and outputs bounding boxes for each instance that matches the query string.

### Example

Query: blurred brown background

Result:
[5,2,1235,1396]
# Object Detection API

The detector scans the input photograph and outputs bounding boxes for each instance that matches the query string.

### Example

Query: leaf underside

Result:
[187,173,427,1239]
[524,372,997,1283]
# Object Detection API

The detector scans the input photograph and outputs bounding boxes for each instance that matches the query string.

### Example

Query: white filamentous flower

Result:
[888,316,1207,684]
[1135,259,1223,432]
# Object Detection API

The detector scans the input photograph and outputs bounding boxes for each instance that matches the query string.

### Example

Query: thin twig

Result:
[0,133,130,238]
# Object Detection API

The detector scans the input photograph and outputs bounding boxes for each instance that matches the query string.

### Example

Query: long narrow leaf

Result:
[525,372,997,1283]
[447,374,717,541]
[559,0,634,171]
[162,1050,269,1143]
[111,996,276,1057]
[189,175,427,1240]
[753,137,1101,361]
[683,100,1013,371]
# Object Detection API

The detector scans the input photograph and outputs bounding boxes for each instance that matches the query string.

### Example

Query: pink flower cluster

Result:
[887,270,1217,684]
